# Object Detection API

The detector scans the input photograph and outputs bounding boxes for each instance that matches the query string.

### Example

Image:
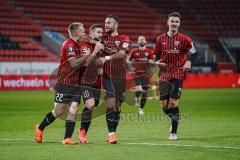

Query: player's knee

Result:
[160,100,168,109]
[115,102,122,112]
[106,98,116,109]
[52,104,66,117]
[170,99,178,107]
[69,102,79,114]
[85,99,95,109]
[135,85,143,91]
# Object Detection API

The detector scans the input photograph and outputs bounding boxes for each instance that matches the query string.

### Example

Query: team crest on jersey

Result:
[136,53,140,57]
[114,41,121,47]
[122,42,129,49]
[67,46,74,55]
[105,43,118,53]
[174,41,180,46]
[145,52,149,57]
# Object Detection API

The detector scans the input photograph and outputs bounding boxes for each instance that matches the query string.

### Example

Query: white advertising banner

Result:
[0,62,59,75]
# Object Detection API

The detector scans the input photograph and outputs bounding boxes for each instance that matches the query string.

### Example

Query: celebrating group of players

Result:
[35,12,196,144]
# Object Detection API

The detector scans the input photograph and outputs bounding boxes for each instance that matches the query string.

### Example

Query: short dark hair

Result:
[106,15,120,23]
[168,12,181,19]
[89,24,103,31]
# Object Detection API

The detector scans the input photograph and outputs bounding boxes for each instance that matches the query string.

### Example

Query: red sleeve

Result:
[62,41,77,59]
[184,36,193,53]
[153,36,162,57]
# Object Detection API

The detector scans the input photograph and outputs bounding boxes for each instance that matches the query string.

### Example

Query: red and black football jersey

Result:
[57,38,81,85]
[129,47,154,77]
[80,42,103,85]
[154,32,193,81]
[102,34,130,78]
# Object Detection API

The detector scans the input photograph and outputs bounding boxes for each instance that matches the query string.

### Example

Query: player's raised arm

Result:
[82,42,104,66]
[84,25,105,66]
[68,55,89,68]
[103,36,130,62]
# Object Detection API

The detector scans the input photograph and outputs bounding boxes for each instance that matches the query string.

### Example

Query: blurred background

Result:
[0,0,239,90]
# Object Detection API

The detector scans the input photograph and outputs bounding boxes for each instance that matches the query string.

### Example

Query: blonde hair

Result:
[68,22,83,36]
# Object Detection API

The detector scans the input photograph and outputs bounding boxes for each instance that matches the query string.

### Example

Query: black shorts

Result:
[54,92,81,103]
[159,79,183,100]
[133,76,150,91]
[81,83,101,103]
[103,77,126,103]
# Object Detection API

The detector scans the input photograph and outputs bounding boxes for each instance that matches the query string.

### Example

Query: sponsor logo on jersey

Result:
[174,41,180,46]
[105,43,118,53]
[122,42,129,49]
[164,49,180,54]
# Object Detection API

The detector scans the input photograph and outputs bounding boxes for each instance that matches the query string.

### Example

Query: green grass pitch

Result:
[0,89,240,160]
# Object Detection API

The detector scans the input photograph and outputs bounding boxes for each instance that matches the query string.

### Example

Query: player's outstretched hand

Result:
[183,60,191,71]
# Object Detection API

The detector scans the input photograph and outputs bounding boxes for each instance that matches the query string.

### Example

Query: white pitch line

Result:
[0,138,240,150]
[0,138,59,143]
[125,142,240,150]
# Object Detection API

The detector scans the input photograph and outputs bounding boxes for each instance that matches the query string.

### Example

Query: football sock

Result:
[113,111,121,132]
[171,107,180,134]
[106,108,115,133]
[135,91,142,99]
[64,120,75,139]
[81,107,92,131]
[140,97,147,109]
[162,107,170,116]
[38,112,56,131]
[94,99,100,107]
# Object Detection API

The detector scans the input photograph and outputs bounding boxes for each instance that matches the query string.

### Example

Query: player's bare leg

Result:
[63,102,79,145]
[35,103,67,143]
[79,98,95,144]
[161,100,170,111]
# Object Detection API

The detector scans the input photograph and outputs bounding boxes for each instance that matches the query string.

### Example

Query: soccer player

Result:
[100,15,130,144]
[35,22,103,144]
[154,12,196,140]
[77,24,104,144]
[129,36,154,115]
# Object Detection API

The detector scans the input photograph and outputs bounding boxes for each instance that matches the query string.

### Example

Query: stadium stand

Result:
[0,0,239,68]
[13,0,161,42]
[0,0,58,62]
[140,0,239,63]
